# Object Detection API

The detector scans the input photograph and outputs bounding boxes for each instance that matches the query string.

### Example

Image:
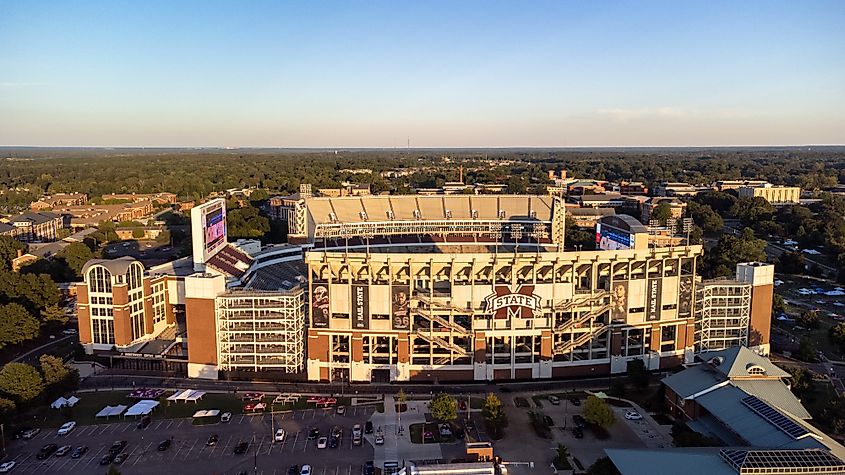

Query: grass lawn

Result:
[409,422,456,444]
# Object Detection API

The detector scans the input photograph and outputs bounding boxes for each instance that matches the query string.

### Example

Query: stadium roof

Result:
[306,194,556,225]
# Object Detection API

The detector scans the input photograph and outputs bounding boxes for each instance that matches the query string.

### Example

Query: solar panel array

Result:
[741,395,809,439]
[720,448,845,474]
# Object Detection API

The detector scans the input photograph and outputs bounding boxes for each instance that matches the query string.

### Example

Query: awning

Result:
[95,405,127,418]
[125,400,160,417]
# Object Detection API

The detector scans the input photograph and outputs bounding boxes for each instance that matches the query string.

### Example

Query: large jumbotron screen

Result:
[191,198,227,268]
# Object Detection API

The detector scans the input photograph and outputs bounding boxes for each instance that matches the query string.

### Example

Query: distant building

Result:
[30,193,88,211]
[655,182,701,197]
[714,179,769,192]
[101,192,177,205]
[54,201,154,228]
[317,183,371,197]
[0,211,63,242]
[115,226,167,241]
[641,197,686,224]
[738,184,801,204]
[565,206,615,227]
[607,181,648,195]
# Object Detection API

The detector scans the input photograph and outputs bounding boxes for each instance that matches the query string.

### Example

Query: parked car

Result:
[158,439,172,451]
[221,412,232,423]
[569,396,581,406]
[57,421,76,436]
[572,415,586,429]
[207,434,219,446]
[301,464,312,475]
[336,405,346,415]
[374,431,384,445]
[71,446,89,459]
[137,415,151,429]
[548,395,560,405]
[454,427,465,440]
[363,461,375,475]
[572,427,584,439]
[109,440,128,455]
[0,461,16,473]
[459,400,467,411]
[37,444,58,460]
[21,428,40,440]
[275,428,286,442]
[113,453,129,464]
[439,423,452,437]
[288,465,299,475]
[308,428,320,440]
[352,424,362,437]
[99,453,115,466]
[624,411,643,421]
[423,431,435,443]
[465,420,475,432]
[234,442,249,455]
[329,435,339,449]
[55,445,73,457]
[364,421,373,434]
[317,437,328,449]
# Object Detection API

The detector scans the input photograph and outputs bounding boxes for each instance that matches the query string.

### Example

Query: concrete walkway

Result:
[586,391,672,447]
[369,396,442,470]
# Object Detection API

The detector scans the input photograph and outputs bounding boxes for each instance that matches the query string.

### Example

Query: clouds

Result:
[593,107,753,122]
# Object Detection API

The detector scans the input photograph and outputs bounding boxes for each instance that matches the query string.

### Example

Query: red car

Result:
[243,402,267,412]
[459,400,467,411]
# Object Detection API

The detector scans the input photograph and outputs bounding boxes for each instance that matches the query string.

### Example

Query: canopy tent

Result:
[192,409,220,418]
[167,389,193,402]
[184,390,206,402]
[125,400,160,417]
[50,396,80,409]
[95,405,127,418]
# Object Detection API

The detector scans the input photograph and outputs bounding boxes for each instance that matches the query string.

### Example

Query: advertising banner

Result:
[391,285,411,330]
[678,276,694,316]
[311,282,329,328]
[646,277,662,322]
[610,280,628,321]
[352,284,369,330]
[598,225,632,251]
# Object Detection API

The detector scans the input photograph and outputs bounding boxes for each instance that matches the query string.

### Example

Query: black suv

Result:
[109,440,128,455]
[100,453,116,465]
[365,421,373,434]
[572,415,586,429]
[288,465,299,475]
[234,442,249,455]
[36,444,58,460]
[137,415,151,429]
[158,439,172,451]
[71,446,89,459]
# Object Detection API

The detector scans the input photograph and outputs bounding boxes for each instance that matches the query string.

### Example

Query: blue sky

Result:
[1,0,844,147]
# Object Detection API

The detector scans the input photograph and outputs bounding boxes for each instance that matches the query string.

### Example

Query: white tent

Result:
[167,389,193,402]
[184,390,206,402]
[192,409,220,418]
[125,400,160,417]
[51,397,68,409]
[66,396,80,407]
[95,405,127,418]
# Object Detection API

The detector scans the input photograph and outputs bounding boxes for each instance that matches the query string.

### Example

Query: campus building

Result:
[76,256,175,352]
[0,211,63,243]
[738,183,801,204]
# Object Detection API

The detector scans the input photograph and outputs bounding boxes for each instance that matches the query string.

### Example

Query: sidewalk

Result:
[369,396,442,470]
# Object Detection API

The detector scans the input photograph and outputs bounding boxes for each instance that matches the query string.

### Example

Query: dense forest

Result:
[0,148,843,212]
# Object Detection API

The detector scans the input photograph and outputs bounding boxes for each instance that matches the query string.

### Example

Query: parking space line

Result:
[122,423,134,432]
[239,414,246,424]
[347,464,352,475]
[182,438,199,460]
[84,445,106,468]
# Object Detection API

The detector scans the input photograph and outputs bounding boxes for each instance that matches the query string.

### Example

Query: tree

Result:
[797,310,820,329]
[830,323,845,353]
[106,466,122,475]
[39,354,70,386]
[772,293,786,315]
[132,227,145,239]
[586,457,621,475]
[429,393,457,422]
[786,366,813,398]
[778,251,806,274]
[626,359,649,389]
[553,444,573,470]
[651,201,673,225]
[0,236,26,270]
[583,395,615,428]
[0,397,15,422]
[702,228,767,278]
[797,338,818,362]
[687,201,724,234]
[481,393,507,438]
[57,242,95,277]
[731,196,775,226]
[0,303,40,350]
[40,304,68,326]
[0,362,44,402]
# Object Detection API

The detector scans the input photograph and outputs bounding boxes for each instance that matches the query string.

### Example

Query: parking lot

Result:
[5,405,378,475]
